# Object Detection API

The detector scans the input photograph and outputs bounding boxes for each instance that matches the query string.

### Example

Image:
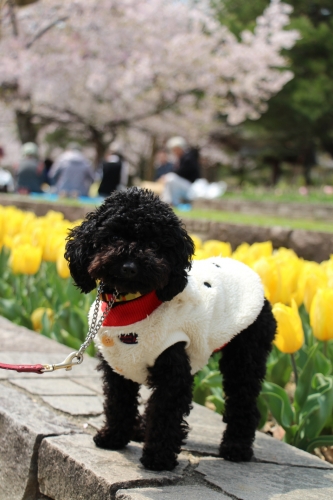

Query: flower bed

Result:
[1,205,333,455]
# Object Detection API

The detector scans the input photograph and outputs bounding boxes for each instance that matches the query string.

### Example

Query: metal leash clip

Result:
[41,351,84,372]
[0,284,118,375]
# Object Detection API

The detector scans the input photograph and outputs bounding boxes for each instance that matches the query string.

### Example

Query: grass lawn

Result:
[176,208,333,234]
[223,187,333,205]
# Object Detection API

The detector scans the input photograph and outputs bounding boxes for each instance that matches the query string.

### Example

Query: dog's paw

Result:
[219,441,253,462]
[93,429,128,450]
[140,451,178,471]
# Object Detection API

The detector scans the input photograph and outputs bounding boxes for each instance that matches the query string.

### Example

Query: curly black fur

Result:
[65,188,194,301]
[219,299,276,461]
[65,187,276,471]
[93,356,141,450]
[141,342,193,471]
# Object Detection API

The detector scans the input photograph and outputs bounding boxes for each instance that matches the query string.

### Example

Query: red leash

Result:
[0,352,83,374]
[0,362,45,374]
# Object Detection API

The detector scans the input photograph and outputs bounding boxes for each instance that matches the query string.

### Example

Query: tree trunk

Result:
[15,110,38,144]
[301,144,316,186]
[271,158,282,185]
[89,127,111,167]
[145,135,158,181]
[14,1,39,6]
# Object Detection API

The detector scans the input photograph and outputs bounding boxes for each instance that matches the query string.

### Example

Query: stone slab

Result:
[0,384,79,500]
[90,403,331,470]
[116,486,229,499]
[38,434,189,500]
[41,395,103,416]
[0,351,99,379]
[72,375,103,395]
[0,316,71,353]
[185,403,332,469]
[11,377,96,396]
[197,458,333,499]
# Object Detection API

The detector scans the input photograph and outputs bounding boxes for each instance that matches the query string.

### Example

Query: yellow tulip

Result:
[303,268,327,313]
[248,241,273,262]
[272,299,304,354]
[45,210,64,222]
[190,234,202,251]
[232,242,250,264]
[3,234,14,249]
[310,288,333,341]
[43,234,66,262]
[253,256,279,303]
[203,240,232,258]
[31,307,54,332]
[321,256,333,289]
[10,244,42,275]
[56,246,70,279]
[12,233,33,246]
[192,249,211,260]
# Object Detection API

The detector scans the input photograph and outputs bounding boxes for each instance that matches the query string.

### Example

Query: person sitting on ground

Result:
[98,143,129,197]
[49,143,95,197]
[154,149,174,180]
[161,136,201,206]
[16,142,43,194]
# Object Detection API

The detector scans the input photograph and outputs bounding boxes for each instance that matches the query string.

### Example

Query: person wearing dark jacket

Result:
[161,136,201,206]
[98,147,129,197]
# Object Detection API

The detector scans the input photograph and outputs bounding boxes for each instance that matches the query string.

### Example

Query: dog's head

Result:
[65,188,194,301]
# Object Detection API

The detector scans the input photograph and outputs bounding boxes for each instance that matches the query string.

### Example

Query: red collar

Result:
[101,290,163,327]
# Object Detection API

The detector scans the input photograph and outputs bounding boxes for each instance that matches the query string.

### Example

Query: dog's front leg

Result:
[94,356,141,450]
[219,299,276,462]
[140,342,193,471]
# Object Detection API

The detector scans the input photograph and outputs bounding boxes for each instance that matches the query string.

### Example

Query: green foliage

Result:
[211,0,333,185]
[0,248,96,355]
[192,292,333,453]
[1,244,333,454]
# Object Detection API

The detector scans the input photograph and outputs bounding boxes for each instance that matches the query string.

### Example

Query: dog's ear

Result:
[156,229,194,302]
[64,223,97,293]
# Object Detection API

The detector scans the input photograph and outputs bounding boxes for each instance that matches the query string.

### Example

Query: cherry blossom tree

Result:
[0,0,299,162]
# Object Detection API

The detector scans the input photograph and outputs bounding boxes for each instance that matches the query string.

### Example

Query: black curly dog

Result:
[65,187,276,471]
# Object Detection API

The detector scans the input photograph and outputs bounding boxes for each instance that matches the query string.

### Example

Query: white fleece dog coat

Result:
[92,257,265,385]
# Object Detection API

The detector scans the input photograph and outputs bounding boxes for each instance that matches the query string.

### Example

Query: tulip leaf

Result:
[51,277,67,305]
[299,305,314,347]
[68,310,86,340]
[314,350,331,377]
[261,381,294,429]
[59,329,82,350]
[297,376,333,447]
[18,313,33,330]
[296,345,310,372]
[269,353,293,388]
[306,435,333,454]
[66,281,84,307]
[0,298,23,321]
[294,343,319,413]
[206,390,225,415]
[0,280,13,298]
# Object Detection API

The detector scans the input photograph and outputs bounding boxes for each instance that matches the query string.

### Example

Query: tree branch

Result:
[26,16,68,48]
[7,0,19,37]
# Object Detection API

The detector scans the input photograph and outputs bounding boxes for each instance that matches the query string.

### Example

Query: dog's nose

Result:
[121,262,138,278]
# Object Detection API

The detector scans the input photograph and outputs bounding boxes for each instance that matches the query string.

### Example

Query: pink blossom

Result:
[0,0,299,151]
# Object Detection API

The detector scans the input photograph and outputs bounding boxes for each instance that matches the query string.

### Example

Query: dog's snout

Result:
[121,262,138,278]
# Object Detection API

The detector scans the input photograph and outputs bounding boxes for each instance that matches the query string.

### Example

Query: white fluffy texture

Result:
[92,257,265,385]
